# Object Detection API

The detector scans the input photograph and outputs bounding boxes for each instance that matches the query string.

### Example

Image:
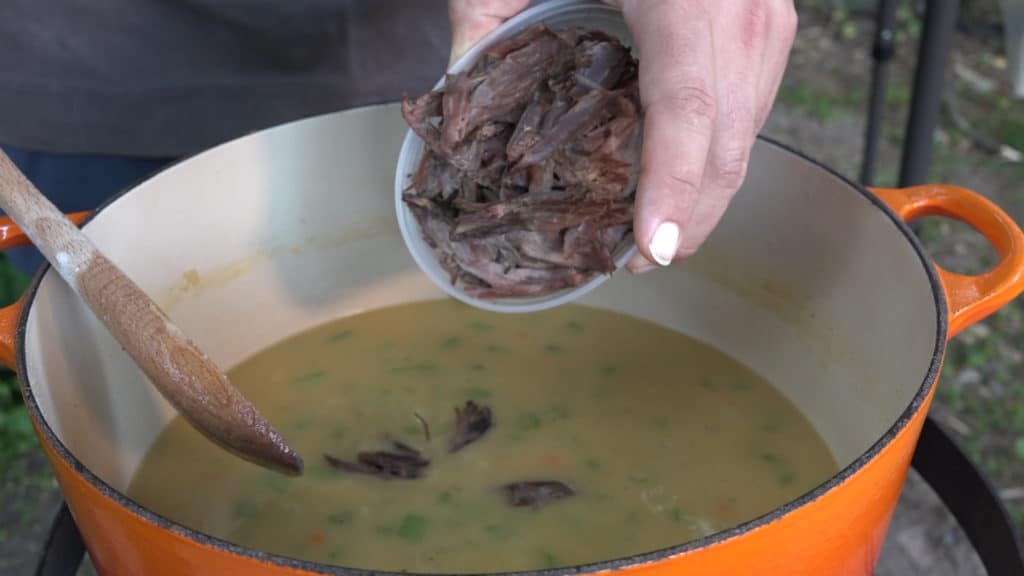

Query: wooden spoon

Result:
[0,150,303,476]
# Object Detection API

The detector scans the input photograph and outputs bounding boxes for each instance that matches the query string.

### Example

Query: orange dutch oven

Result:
[2,103,1024,575]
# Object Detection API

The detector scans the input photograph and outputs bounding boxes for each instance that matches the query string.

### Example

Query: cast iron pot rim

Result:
[15,104,948,576]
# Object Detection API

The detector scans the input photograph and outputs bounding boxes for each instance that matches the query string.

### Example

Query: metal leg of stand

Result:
[913,417,1024,575]
[34,503,85,576]
[860,0,899,186]
[898,0,961,187]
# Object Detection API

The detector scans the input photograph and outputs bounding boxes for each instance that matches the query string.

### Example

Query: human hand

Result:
[446,0,798,272]
[448,0,532,67]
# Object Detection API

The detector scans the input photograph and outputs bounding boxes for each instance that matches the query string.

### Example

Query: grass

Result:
[777,84,864,122]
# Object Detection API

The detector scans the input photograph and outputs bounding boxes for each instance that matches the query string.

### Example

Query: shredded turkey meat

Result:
[400,24,642,299]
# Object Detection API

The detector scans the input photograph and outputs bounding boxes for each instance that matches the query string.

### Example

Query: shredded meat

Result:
[500,480,576,509]
[323,442,430,480]
[401,24,642,299]
[449,400,493,453]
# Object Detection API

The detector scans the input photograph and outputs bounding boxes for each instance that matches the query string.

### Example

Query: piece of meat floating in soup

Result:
[449,400,494,452]
[323,442,430,480]
[500,480,576,509]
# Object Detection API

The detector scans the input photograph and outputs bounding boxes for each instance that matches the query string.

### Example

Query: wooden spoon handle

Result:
[0,151,303,475]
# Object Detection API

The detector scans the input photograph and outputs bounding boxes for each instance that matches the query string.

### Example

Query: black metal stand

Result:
[861,0,962,188]
[33,417,1024,575]
[861,0,899,186]
[912,417,1024,576]
[34,505,85,576]
[898,0,961,187]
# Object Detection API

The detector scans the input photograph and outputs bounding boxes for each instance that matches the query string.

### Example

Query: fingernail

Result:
[649,222,680,266]
[630,262,657,275]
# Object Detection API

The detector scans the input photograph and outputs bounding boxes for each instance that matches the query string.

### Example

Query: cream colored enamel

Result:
[22,103,937,494]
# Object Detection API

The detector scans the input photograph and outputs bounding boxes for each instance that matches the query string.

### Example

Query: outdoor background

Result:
[1,0,1022,574]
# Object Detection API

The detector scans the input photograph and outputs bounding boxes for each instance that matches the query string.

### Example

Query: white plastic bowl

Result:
[394,0,639,314]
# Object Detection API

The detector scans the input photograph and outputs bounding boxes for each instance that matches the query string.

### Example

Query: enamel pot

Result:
[4,103,1024,575]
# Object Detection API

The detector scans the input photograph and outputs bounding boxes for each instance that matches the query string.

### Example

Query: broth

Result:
[127,299,838,572]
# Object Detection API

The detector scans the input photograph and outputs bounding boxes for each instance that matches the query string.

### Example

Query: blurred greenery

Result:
[0,254,33,473]
[778,84,865,122]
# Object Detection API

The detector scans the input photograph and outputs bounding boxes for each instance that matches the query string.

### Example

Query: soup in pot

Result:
[127,299,838,572]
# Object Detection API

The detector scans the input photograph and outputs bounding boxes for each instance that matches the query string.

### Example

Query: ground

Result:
[1,1,1022,574]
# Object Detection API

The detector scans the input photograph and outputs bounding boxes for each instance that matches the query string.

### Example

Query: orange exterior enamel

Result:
[0,294,23,369]
[872,185,1024,337]
[37,429,314,576]
[5,183,1024,575]
[0,212,90,249]
[0,212,90,369]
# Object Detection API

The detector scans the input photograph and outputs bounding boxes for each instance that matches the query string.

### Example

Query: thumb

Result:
[448,0,531,66]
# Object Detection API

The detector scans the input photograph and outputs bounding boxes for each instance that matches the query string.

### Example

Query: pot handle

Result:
[0,212,91,369]
[871,185,1024,340]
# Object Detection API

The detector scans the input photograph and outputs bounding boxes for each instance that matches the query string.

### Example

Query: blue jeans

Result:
[0,145,177,276]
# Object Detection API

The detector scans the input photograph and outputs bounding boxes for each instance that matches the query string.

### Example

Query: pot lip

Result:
[14,105,949,575]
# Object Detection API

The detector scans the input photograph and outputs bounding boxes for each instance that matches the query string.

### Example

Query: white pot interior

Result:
[22,103,940,497]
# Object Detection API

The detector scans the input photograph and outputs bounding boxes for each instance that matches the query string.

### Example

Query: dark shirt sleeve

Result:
[0,0,451,157]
